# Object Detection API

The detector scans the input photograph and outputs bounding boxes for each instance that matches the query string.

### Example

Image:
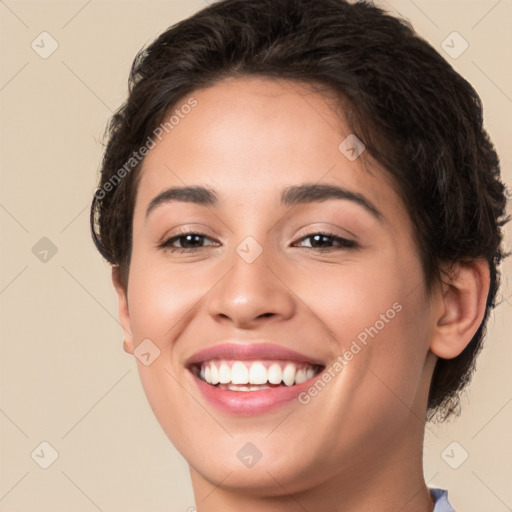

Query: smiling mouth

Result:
[189,359,325,391]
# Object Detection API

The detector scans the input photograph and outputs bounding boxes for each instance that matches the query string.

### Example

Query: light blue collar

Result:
[430,488,456,512]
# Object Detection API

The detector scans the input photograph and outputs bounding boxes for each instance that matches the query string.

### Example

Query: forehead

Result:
[135,76,406,223]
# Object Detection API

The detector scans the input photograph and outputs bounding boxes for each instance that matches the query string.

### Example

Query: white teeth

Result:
[231,361,249,384]
[210,364,220,385]
[295,368,307,385]
[198,360,321,387]
[230,385,250,392]
[267,363,283,384]
[219,363,231,384]
[224,384,272,392]
[282,363,296,386]
[249,362,267,384]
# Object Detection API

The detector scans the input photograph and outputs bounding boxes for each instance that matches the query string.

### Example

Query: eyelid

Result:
[158,223,218,244]
[293,222,358,241]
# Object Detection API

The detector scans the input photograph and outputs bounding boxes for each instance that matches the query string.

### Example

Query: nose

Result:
[206,247,296,329]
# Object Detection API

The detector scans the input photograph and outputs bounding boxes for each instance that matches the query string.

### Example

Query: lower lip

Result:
[190,371,321,416]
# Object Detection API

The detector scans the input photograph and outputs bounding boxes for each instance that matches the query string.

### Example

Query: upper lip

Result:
[185,342,326,367]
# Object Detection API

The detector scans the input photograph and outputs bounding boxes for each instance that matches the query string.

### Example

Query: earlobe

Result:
[111,266,134,355]
[123,339,133,354]
[430,259,490,360]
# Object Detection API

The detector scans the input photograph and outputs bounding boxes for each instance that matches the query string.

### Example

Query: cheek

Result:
[124,256,219,447]
[302,267,432,463]
[126,254,214,346]
[305,249,431,404]
[353,275,431,418]
[291,254,413,342]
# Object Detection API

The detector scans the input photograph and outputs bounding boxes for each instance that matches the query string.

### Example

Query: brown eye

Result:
[294,232,357,250]
[159,232,220,253]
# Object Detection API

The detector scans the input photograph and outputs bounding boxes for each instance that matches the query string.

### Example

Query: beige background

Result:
[0,0,511,510]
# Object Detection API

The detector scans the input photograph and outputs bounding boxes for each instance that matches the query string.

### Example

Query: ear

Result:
[430,258,490,359]
[111,266,134,355]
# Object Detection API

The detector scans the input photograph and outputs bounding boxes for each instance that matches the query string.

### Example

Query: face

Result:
[116,76,439,495]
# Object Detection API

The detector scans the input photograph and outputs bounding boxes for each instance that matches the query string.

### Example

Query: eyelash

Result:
[158,230,358,253]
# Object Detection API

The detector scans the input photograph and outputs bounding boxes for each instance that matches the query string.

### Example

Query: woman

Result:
[90,0,508,510]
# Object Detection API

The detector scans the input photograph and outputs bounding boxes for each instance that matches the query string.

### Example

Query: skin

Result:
[112,76,489,512]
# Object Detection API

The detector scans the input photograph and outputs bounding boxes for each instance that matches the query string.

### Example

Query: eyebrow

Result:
[145,183,383,220]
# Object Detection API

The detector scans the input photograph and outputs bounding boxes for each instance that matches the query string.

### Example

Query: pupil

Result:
[312,234,331,247]
[183,234,201,248]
